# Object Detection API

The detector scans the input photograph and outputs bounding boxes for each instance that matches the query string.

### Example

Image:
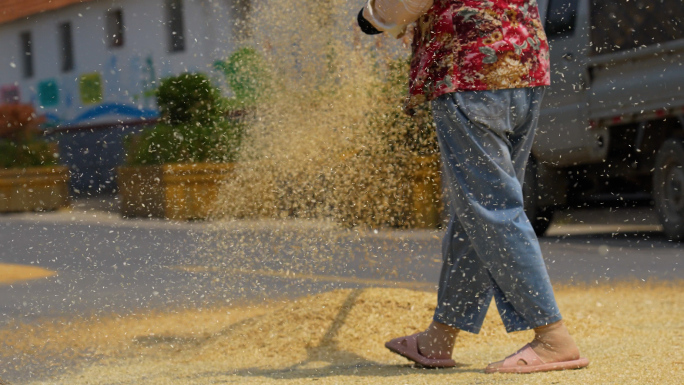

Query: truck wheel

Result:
[523,156,554,237]
[653,138,684,241]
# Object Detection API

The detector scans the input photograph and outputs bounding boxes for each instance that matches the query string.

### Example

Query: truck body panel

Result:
[535,0,684,167]
[526,0,684,238]
[587,40,684,122]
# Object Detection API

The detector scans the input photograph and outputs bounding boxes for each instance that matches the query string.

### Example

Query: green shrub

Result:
[0,141,58,169]
[125,72,244,166]
[0,104,57,168]
[126,119,244,165]
[215,47,269,109]
[156,72,224,126]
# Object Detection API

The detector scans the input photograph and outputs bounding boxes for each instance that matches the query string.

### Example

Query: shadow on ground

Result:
[183,290,475,382]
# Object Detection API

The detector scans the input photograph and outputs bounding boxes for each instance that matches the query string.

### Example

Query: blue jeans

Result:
[430,87,562,334]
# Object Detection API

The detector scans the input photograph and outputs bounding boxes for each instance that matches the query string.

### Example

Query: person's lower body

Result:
[385,87,588,373]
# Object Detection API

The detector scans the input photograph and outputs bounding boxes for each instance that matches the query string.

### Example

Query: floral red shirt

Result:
[406,0,550,111]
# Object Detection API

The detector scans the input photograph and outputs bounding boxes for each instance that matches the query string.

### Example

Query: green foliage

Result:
[0,104,56,169]
[215,47,269,108]
[0,140,58,168]
[125,72,244,166]
[126,120,244,166]
[156,72,224,126]
[370,59,438,156]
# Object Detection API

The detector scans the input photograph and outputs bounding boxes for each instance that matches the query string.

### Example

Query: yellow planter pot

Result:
[117,163,234,220]
[0,166,70,212]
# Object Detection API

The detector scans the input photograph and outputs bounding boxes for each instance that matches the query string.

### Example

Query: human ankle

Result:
[428,321,459,340]
[534,321,571,343]
[531,320,580,360]
[417,322,460,359]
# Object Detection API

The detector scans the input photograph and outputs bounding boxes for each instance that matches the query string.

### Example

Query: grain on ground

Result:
[5,282,681,385]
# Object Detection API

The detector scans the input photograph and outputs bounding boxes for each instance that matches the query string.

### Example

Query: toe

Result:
[485,359,505,372]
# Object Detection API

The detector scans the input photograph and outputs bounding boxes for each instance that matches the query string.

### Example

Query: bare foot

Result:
[486,320,581,371]
[415,321,459,360]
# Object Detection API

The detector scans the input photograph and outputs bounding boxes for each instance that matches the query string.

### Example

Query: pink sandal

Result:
[485,343,590,374]
[385,333,458,368]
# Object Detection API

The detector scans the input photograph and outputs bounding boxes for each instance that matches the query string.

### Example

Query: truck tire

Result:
[653,138,684,241]
[523,156,554,237]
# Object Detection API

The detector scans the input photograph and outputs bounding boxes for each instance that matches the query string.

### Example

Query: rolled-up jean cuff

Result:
[434,311,563,334]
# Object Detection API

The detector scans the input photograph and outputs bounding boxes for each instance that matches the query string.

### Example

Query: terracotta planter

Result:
[117,163,234,220]
[0,166,70,212]
[409,155,442,228]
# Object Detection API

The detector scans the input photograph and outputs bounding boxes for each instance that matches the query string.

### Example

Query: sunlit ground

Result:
[2,282,682,384]
[0,264,56,285]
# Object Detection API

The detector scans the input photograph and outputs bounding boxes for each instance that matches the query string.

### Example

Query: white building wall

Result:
[0,0,242,129]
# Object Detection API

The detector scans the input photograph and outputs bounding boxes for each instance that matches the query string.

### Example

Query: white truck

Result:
[524,0,684,239]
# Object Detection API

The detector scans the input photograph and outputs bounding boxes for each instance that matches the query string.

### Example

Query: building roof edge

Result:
[0,0,95,25]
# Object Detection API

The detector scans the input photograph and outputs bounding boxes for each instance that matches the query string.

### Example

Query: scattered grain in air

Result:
[3,1,682,385]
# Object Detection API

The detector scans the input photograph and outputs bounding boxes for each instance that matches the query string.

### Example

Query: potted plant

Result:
[0,104,70,212]
[118,72,244,220]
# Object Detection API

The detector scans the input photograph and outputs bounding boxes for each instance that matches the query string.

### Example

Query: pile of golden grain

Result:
[2,282,681,384]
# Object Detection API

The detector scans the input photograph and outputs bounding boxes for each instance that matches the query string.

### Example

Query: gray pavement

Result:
[1,198,681,321]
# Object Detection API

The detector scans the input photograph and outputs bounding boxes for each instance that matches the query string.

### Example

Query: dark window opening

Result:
[546,0,578,38]
[166,0,185,52]
[20,31,33,78]
[106,9,125,48]
[60,22,74,72]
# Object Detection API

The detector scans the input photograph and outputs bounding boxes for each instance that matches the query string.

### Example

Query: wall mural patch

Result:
[38,79,59,107]
[128,55,158,109]
[141,55,157,109]
[0,85,20,104]
[128,55,142,102]
[79,72,103,105]
[105,55,122,101]
[61,75,76,109]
